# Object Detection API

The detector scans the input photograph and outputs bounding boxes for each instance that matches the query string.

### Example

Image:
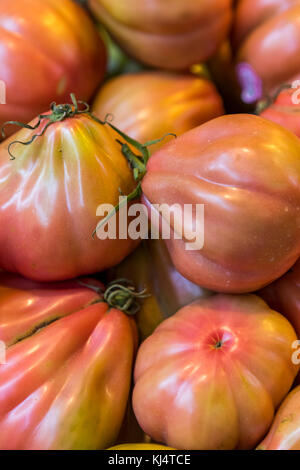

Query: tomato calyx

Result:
[78,278,149,316]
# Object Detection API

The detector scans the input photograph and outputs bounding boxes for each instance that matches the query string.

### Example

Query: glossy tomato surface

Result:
[133,295,299,450]
[0,112,138,281]
[0,0,106,136]
[108,239,213,340]
[257,386,300,450]
[260,88,300,138]
[142,114,300,293]
[233,0,300,102]
[93,72,224,152]
[88,0,233,70]
[0,275,137,449]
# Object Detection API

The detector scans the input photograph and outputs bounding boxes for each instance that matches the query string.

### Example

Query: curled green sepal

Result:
[93,127,176,237]
[78,278,149,316]
[1,94,91,160]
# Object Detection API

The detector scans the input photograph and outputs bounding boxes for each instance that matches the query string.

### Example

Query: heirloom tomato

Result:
[133,295,299,450]
[93,72,224,152]
[259,87,300,138]
[141,114,300,293]
[0,275,138,450]
[257,386,300,450]
[0,0,106,137]
[108,239,212,340]
[233,0,300,102]
[0,98,139,281]
[87,0,233,70]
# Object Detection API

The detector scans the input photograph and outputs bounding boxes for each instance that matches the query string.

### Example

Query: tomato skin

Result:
[0,113,138,281]
[233,0,300,102]
[0,275,137,450]
[0,0,106,136]
[133,295,299,450]
[108,444,175,450]
[0,273,102,346]
[257,386,300,450]
[108,240,212,340]
[260,260,300,341]
[88,0,233,70]
[142,114,300,293]
[93,72,224,152]
[260,89,300,138]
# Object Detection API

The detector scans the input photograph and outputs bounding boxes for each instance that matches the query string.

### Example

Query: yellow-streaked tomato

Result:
[93,72,224,152]
[88,0,233,70]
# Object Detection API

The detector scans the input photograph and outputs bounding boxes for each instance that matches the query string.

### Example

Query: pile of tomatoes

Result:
[1,0,300,451]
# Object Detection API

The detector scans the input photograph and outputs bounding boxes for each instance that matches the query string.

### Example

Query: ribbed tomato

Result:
[93,72,224,152]
[133,295,299,450]
[257,386,300,450]
[233,0,300,102]
[141,114,300,293]
[0,274,138,450]
[88,0,233,70]
[0,99,138,281]
[0,0,106,136]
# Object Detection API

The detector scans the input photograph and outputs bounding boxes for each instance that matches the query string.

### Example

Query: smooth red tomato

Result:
[0,0,106,136]
[260,88,300,138]
[133,295,299,450]
[257,386,300,450]
[0,104,138,281]
[93,72,224,152]
[0,274,137,450]
[88,0,233,70]
[108,239,213,340]
[141,114,300,293]
[233,0,300,102]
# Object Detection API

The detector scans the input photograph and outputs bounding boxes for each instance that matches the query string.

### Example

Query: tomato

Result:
[133,294,299,450]
[141,114,300,293]
[257,386,300,450]
[93,72,224,152]
[0,99,138,281]
[108,444,175,450]
[233,0,300,102]
[260,260,300,342]
[260,88,300,138]
[108,239,212,340]
[0,275,138,450]
[0,0,106,137]
[87,0,233,70]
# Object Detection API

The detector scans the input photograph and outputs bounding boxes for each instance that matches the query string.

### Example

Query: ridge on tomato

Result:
[88,0,233,70]
[0,275,139,450]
